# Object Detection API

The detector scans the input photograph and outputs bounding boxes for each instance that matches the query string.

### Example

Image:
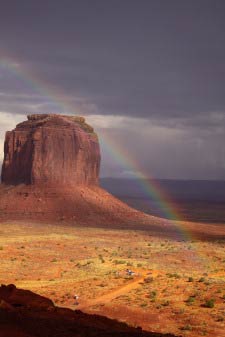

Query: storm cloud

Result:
[0,0,225,179]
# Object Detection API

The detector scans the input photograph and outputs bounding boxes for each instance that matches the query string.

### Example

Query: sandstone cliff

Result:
[1,114,100,186]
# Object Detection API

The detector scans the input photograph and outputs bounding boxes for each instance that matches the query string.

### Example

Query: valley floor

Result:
[0,221,224,337]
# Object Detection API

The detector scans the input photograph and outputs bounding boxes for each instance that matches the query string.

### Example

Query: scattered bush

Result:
[113,260,126,265]
[144,277,154,283]
[203,299,215,308]
[186,296,195,305]
[188,277,194,282]
[181,324,192,331]
[162,300,170,306]
[140,302,148,308]
[167,273,181,279]
[98,254,105,263]
[148,291,157,302]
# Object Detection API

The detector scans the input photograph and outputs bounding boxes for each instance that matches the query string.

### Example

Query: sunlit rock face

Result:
[1,114,100,186]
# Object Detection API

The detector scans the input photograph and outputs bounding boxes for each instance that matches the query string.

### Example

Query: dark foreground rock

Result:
[0,284,178,337]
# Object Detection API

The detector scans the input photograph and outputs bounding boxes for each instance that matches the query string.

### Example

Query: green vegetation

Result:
[162,300,170,306]
[167,273,181,279]
[203,299,215,308]
[98,254,105,263]
[113,260,126,265]
[186,296,195,305]
[180,324,192,331]
[144,276,153,283]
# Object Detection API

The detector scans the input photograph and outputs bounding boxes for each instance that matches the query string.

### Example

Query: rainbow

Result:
[0,55,200,246]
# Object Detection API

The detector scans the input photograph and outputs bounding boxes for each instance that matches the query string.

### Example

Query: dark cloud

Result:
[0,0,225,179]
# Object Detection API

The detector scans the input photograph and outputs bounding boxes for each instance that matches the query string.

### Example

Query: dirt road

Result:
[78,270,160,310]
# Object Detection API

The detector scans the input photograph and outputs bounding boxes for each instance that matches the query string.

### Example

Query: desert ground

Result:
[0,220,224,337]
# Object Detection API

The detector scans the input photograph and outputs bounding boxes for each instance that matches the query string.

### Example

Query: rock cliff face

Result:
[1,114,100,186]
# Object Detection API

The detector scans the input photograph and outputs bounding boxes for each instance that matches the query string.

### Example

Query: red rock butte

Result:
[0,114,223,240]
[1,114,100,187]
[0,114,152,225]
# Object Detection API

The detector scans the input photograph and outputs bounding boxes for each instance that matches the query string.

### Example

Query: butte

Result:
[0,114,151,226]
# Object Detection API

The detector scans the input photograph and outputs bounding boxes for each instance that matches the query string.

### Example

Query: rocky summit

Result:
[1,114,100,187]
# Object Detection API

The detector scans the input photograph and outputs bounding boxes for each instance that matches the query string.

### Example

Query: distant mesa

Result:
[1,114,100,187]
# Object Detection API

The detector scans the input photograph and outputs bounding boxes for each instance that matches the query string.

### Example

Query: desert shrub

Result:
[203,298,215,308]
[149,291,157,300]
[0,246,3,250]
[140,302,148,308]
[144,277,154,283]
[199,277,205,282]
[188,277,194,282]
[181,325,192,331]
[98,254,105,263]
[162,300,170,306]
[167,273,181,279]
[98,283,106,287]
[51,258,57,263]
[137,263,142,267]
[113,260,126,264]
[186,296,195,305]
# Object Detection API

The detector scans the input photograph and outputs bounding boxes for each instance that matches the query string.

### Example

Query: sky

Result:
[0,0,225,179]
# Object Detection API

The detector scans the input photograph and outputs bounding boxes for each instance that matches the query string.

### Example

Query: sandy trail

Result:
[77,270,160,310]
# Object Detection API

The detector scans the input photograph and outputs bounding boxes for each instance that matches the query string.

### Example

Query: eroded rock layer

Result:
[1,114,100,186]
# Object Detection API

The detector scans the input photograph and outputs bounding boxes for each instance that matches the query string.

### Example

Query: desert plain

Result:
[0,220,224,337]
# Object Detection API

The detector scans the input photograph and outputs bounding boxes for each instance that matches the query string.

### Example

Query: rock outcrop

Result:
[1,114,100,186]
[0,113,153,224]
[0,284,177,337]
